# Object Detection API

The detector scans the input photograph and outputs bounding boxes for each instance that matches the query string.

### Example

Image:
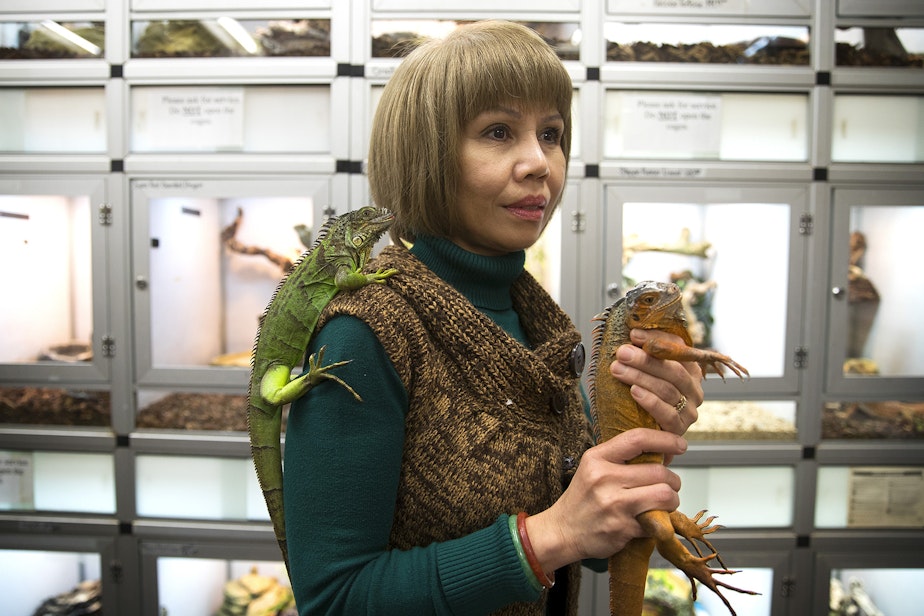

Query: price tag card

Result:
[0,451,34,510]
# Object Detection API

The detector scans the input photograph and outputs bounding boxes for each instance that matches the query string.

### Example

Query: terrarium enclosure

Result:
[603,188,798,381]
[606,0,810,18]
[0,449,115,514]
[604,90,808,161]
[599,187,803,443]
[0,192,98,367]
[130,85,331,153]
[834,26,924,68]
[131,18,331,58]
[828,194,924,382]
[136,454,266,521]
[0,549,102,616]
[581,565,775,616]
[827,568,924,616]
[0,386,111,428]
[0,87,106,153]
[816,465,924,529]
[605,22,810,66]
[0,20,104,59]
[153,557,291,616]
[370,19,580,60]
[131,178,327,385]
[832,95,924,163]
[675,465,795,529]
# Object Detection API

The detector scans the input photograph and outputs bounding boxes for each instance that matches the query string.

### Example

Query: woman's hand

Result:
[525,428,686,571]
[607,328,704,438]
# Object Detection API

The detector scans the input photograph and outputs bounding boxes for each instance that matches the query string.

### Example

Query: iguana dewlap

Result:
[247,206,397,577]
[587,280,756,616]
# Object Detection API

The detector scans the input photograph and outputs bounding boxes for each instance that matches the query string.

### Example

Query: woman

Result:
[283,21,703,615]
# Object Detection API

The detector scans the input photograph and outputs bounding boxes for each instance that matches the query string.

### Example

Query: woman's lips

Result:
[506,196,547,222]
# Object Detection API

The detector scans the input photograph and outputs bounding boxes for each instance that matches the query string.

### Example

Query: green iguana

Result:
[247,206,397,575]
[587,280,755,616]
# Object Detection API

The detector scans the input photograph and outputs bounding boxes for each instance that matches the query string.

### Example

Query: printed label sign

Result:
[619,93,722,159]
[0,451,34,510]
[848,467,924,528]
[135,87,245,151]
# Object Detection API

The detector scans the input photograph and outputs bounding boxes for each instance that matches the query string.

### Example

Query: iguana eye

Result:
[352,236,363,246]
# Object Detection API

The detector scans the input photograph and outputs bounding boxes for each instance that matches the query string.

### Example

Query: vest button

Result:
[568,343,585,378]
[550,391,567,415]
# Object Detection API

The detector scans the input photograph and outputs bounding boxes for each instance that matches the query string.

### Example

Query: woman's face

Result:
[449,104,566,256]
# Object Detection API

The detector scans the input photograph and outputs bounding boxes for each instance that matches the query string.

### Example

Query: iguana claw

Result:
[369,267,398,283]
[662,509,759,616]
[305,346,362,401]
[670,509,727,569]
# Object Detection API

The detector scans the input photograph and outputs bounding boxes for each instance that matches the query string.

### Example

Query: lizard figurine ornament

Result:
[247,206,397,576]
[587,280,757,616]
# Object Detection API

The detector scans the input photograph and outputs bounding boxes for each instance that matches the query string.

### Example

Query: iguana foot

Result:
[658,545,758,616]
[701,353,749,381]
[642,338,749,382]
[669,509,727,569]
[644,509,759,616]
[368,267,398,283]
[305,346,362,401]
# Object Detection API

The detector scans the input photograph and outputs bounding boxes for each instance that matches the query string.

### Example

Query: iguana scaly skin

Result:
[587,280,756,616]
[247,206,397,575]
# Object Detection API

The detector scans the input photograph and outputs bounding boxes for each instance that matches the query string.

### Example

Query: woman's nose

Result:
[516,137,550,179]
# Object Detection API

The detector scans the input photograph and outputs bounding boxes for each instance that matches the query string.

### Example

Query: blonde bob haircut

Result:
[368,20,573,244]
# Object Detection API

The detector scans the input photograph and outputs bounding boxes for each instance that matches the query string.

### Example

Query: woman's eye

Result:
[489,126,509,140]
[541,127,561,144]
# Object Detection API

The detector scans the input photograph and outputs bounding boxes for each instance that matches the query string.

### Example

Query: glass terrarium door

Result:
[131,177,330,387]
[814,548,924,616]
[826,189,924,396]
[139,544,293,616]
[600,184,805,443]
[0,548,104,616]
[0,177,110,383]
[602,184,805,393]
[602,90,809,163]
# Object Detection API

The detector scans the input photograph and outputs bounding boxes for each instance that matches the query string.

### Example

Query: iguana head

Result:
[322,206,395,254]
[624,280,689,339]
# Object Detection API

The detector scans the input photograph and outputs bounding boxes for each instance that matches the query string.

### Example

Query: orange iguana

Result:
[587,280,756,616]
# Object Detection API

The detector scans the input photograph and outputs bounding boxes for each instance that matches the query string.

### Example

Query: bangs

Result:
[450,28,573,129]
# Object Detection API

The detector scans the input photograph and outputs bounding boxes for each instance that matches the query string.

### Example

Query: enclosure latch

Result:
[798,212,813,236]
[571,211,586,233]
[793,346,808,369]
[98,203,113,226]
[780,576,796,598]
[109,559,124,584]
[102,336,116,358]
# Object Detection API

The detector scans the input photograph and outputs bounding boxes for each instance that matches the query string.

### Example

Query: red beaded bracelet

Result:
[516,511,555,589]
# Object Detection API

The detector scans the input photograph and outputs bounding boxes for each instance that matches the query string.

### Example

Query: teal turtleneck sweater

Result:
[283,236,544,615]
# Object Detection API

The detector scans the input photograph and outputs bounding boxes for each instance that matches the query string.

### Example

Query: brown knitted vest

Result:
[318,245,590,616]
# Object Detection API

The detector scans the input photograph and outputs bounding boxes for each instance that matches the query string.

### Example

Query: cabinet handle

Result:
[831,286,845,299]
[606,283,621,299]
[136,276,149,290]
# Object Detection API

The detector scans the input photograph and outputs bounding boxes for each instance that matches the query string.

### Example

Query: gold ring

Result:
[674,394,687,413]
